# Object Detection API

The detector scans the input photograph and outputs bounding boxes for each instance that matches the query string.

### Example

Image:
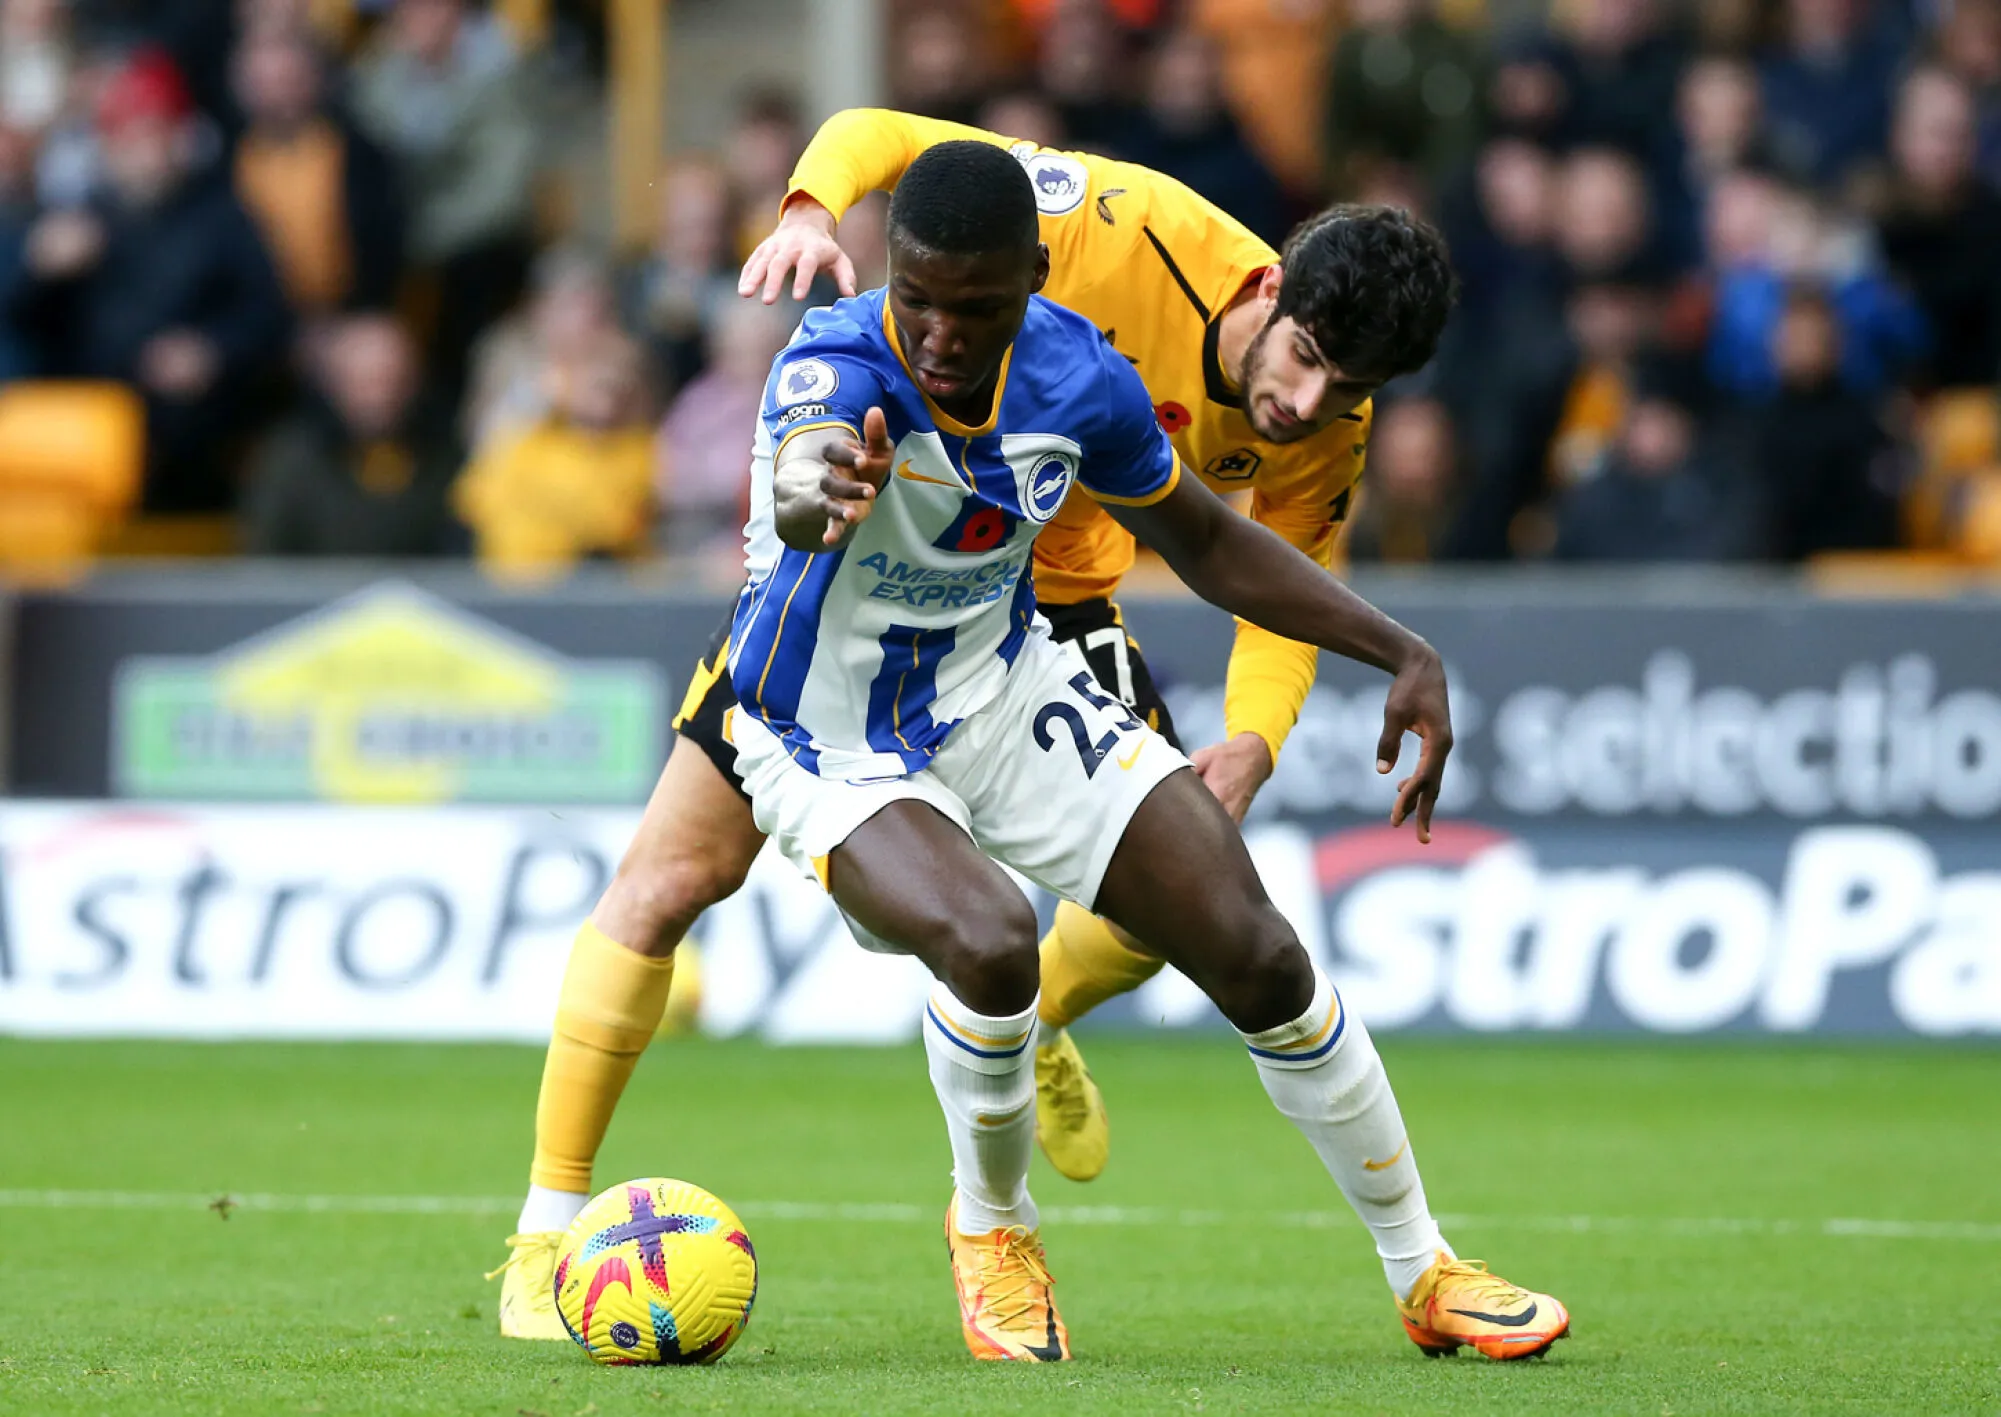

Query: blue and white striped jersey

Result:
[728,289,1180,782]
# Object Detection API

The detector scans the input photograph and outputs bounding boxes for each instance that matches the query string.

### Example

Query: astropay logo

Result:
[1308,825,2001,1036]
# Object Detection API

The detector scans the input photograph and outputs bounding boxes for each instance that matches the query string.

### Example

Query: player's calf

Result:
[501,738,767,1340]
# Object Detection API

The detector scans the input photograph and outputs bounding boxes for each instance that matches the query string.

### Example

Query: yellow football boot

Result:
[1034,1029,1108,1182]
[486,1231,569,1341]
[943,1196,1071,1361]
[1397,1253,1570,1359]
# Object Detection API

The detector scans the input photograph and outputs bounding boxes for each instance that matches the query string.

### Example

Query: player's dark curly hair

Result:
[888,141,1039,258]
[1275,205,1458,383]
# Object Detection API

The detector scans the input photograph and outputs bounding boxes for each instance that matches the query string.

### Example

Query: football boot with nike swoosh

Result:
[1397,1253,1570,1359]
[944,1195,1071,1361]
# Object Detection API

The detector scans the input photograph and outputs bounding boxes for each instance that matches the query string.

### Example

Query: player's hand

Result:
[1189,732,1273,824]
[1377,644,1452,844]
[739,198,855,305]
[818,406,893,546]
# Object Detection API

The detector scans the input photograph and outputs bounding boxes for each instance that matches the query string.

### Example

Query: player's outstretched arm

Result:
[1104,477,1453,840]
[740,110,1005,303]
[772,407,894,551]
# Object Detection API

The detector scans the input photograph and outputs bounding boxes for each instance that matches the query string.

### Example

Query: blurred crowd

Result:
[2,0,1999,573]
[0,0,875,573]
[888,0,2001,565]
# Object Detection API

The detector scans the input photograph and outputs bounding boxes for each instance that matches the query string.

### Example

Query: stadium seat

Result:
[1919,388,2000,476]
[1955,470,2001,563]
[0,382,146,578]
[98,515,241,558]
[1902,389,2001,553]
[1806,549,1970,595]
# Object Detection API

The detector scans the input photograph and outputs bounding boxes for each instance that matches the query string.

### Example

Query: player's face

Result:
[1238,315,1379,445]
[886,237,1049,415]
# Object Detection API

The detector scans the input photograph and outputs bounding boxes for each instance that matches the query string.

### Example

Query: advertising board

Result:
[1,801,1991,1041]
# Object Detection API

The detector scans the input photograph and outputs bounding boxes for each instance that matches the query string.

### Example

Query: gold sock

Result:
[1037,900,1166,1031]
[529,921,677,1194]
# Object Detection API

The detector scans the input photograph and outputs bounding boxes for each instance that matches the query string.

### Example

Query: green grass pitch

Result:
[1,1035,1996,1416]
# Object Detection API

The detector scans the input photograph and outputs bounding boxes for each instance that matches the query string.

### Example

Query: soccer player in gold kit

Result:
[492,110,1569,1362]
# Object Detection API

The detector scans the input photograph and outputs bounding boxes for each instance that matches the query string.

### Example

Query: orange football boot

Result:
[943,1195,1070,1361]
[1397,1253,1570,1359]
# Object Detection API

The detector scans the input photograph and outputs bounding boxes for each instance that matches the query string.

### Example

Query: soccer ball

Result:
[554,1178,757,1365]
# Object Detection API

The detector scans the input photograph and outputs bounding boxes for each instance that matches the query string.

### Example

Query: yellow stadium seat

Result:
[1919,388,2000,477]
[1956,470,2001,564]
[0,381,146,578]
[98,515,241,558]
[1807,549,1971,597]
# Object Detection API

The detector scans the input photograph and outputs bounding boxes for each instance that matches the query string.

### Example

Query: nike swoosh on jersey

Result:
[1362,1139,1409,1172]
[1116,739,1146,770]
[895,459,961,488]
[1447,1302,1540,1327]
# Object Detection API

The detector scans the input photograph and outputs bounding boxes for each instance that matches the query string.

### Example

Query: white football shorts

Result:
[731,628,1189,918]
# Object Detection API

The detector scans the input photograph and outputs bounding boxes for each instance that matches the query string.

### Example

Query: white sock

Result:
[924,983,1040,1236]
[518,1184,589,1235]
[1239,966,1451,1301]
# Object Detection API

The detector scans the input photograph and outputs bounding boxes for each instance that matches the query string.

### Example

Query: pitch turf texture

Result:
[2,1038,1996,1416]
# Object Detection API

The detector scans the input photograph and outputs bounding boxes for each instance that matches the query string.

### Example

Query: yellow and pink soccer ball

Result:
[553,1178,757,1365]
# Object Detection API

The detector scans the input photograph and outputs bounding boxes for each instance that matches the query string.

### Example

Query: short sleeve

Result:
[1075,339,1180,507]
[758,315,886,460]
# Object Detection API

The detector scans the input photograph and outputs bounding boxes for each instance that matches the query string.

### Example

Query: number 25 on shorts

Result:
[1033,673,1142,778]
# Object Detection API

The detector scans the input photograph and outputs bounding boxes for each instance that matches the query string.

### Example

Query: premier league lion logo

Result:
[1034,165,1079,201]
[775,358,839,405]
[1014,151,1089,215]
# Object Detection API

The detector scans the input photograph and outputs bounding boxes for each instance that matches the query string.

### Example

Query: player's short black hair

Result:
[1275,205,1458,384]
[888,141,1039,258]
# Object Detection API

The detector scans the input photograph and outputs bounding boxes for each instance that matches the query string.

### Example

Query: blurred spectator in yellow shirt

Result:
[453,329,656,577]
[231,26,404,323]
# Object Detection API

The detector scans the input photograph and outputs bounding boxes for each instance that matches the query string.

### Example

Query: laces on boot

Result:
[1046,1056,1092,1124]
[979,1228,1055,1328]
[1430,1258,1528,1309]
[485,1232,558,1282]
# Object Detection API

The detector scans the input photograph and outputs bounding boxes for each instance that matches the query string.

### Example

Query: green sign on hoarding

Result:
[115,584,663,803]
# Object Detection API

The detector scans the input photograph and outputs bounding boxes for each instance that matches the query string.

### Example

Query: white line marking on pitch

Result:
[0,1190,1996,1242]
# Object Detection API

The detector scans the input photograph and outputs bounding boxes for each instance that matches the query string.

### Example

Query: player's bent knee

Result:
[928,891,1040,1016]
[603,848,751,954]
[1206,906,1315,1034]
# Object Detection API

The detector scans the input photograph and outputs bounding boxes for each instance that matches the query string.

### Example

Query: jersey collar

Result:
[1201,266,1272,411]
[1202,316,1241,409]
[882,299,1013,439]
